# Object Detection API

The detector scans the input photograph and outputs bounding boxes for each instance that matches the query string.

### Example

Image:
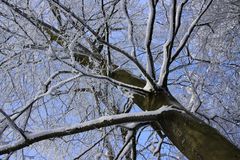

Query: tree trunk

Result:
[111,68,240,160]
[158,108,240,160]
[72,37,240,159]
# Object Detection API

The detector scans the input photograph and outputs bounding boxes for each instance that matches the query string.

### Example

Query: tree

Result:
[0,0,239,159]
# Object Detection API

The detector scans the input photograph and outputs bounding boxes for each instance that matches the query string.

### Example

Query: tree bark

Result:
[104,62,240,160]
[158,109,240,160]
[60,34,240,159]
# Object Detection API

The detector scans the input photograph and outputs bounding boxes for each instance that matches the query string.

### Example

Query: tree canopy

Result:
[0,0,239,159]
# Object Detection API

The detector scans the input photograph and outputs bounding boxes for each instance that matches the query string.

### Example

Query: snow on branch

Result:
[122,0,136,58]
[50,0,157,90]
[157,0,214,87]
[0,72,81,136]
[114,129,134,160]
[175,0,188,34]
[80,72,149,95]
[145,0,158,80]
[0,105,184,155]
[157,0,177,87]
[171,0,214,62]
[0,109,27,140]
[1,0,62,37]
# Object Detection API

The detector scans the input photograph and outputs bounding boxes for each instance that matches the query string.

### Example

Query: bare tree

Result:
[0,0,239,159]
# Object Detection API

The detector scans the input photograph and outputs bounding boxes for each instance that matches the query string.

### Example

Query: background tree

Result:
[0,0,239,159]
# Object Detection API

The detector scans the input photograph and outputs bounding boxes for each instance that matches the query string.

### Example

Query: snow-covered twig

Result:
[114,130,134,160]
[171,0,214,62]
[68,33,81,66]
[0,109,27,140]
[73,128,114,160]
[0,72,81,136]
[153,138,163,156]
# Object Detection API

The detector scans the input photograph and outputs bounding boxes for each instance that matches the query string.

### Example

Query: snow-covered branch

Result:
[0,106,183,155]
[0,72,81,136]
[122,0,136,58]
[0,109,27,140]
[50,0,157,89]
[1,0,62,38]
[81,72,149,95]
[171,0,214,62]
[158,0,214,87]
[175,0,188,34]
[145,0,158,80]
[114,130,134,160]
[157,0,177,87]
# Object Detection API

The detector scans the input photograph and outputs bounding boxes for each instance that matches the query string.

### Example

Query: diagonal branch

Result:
[48,0,63,28]
[77,71,149,95]
[0,72,81,137]
[1,0,61,35]
[114,130,134,160]
[1,0,149,91]
[0,106,182,155]
[0,109,28,140]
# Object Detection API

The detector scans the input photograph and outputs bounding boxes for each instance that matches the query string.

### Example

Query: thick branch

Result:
[158,108,240,160]
[145,0,158,79]
[0,106,179,155]
[157,0,176,87]
[175,0,188,34]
